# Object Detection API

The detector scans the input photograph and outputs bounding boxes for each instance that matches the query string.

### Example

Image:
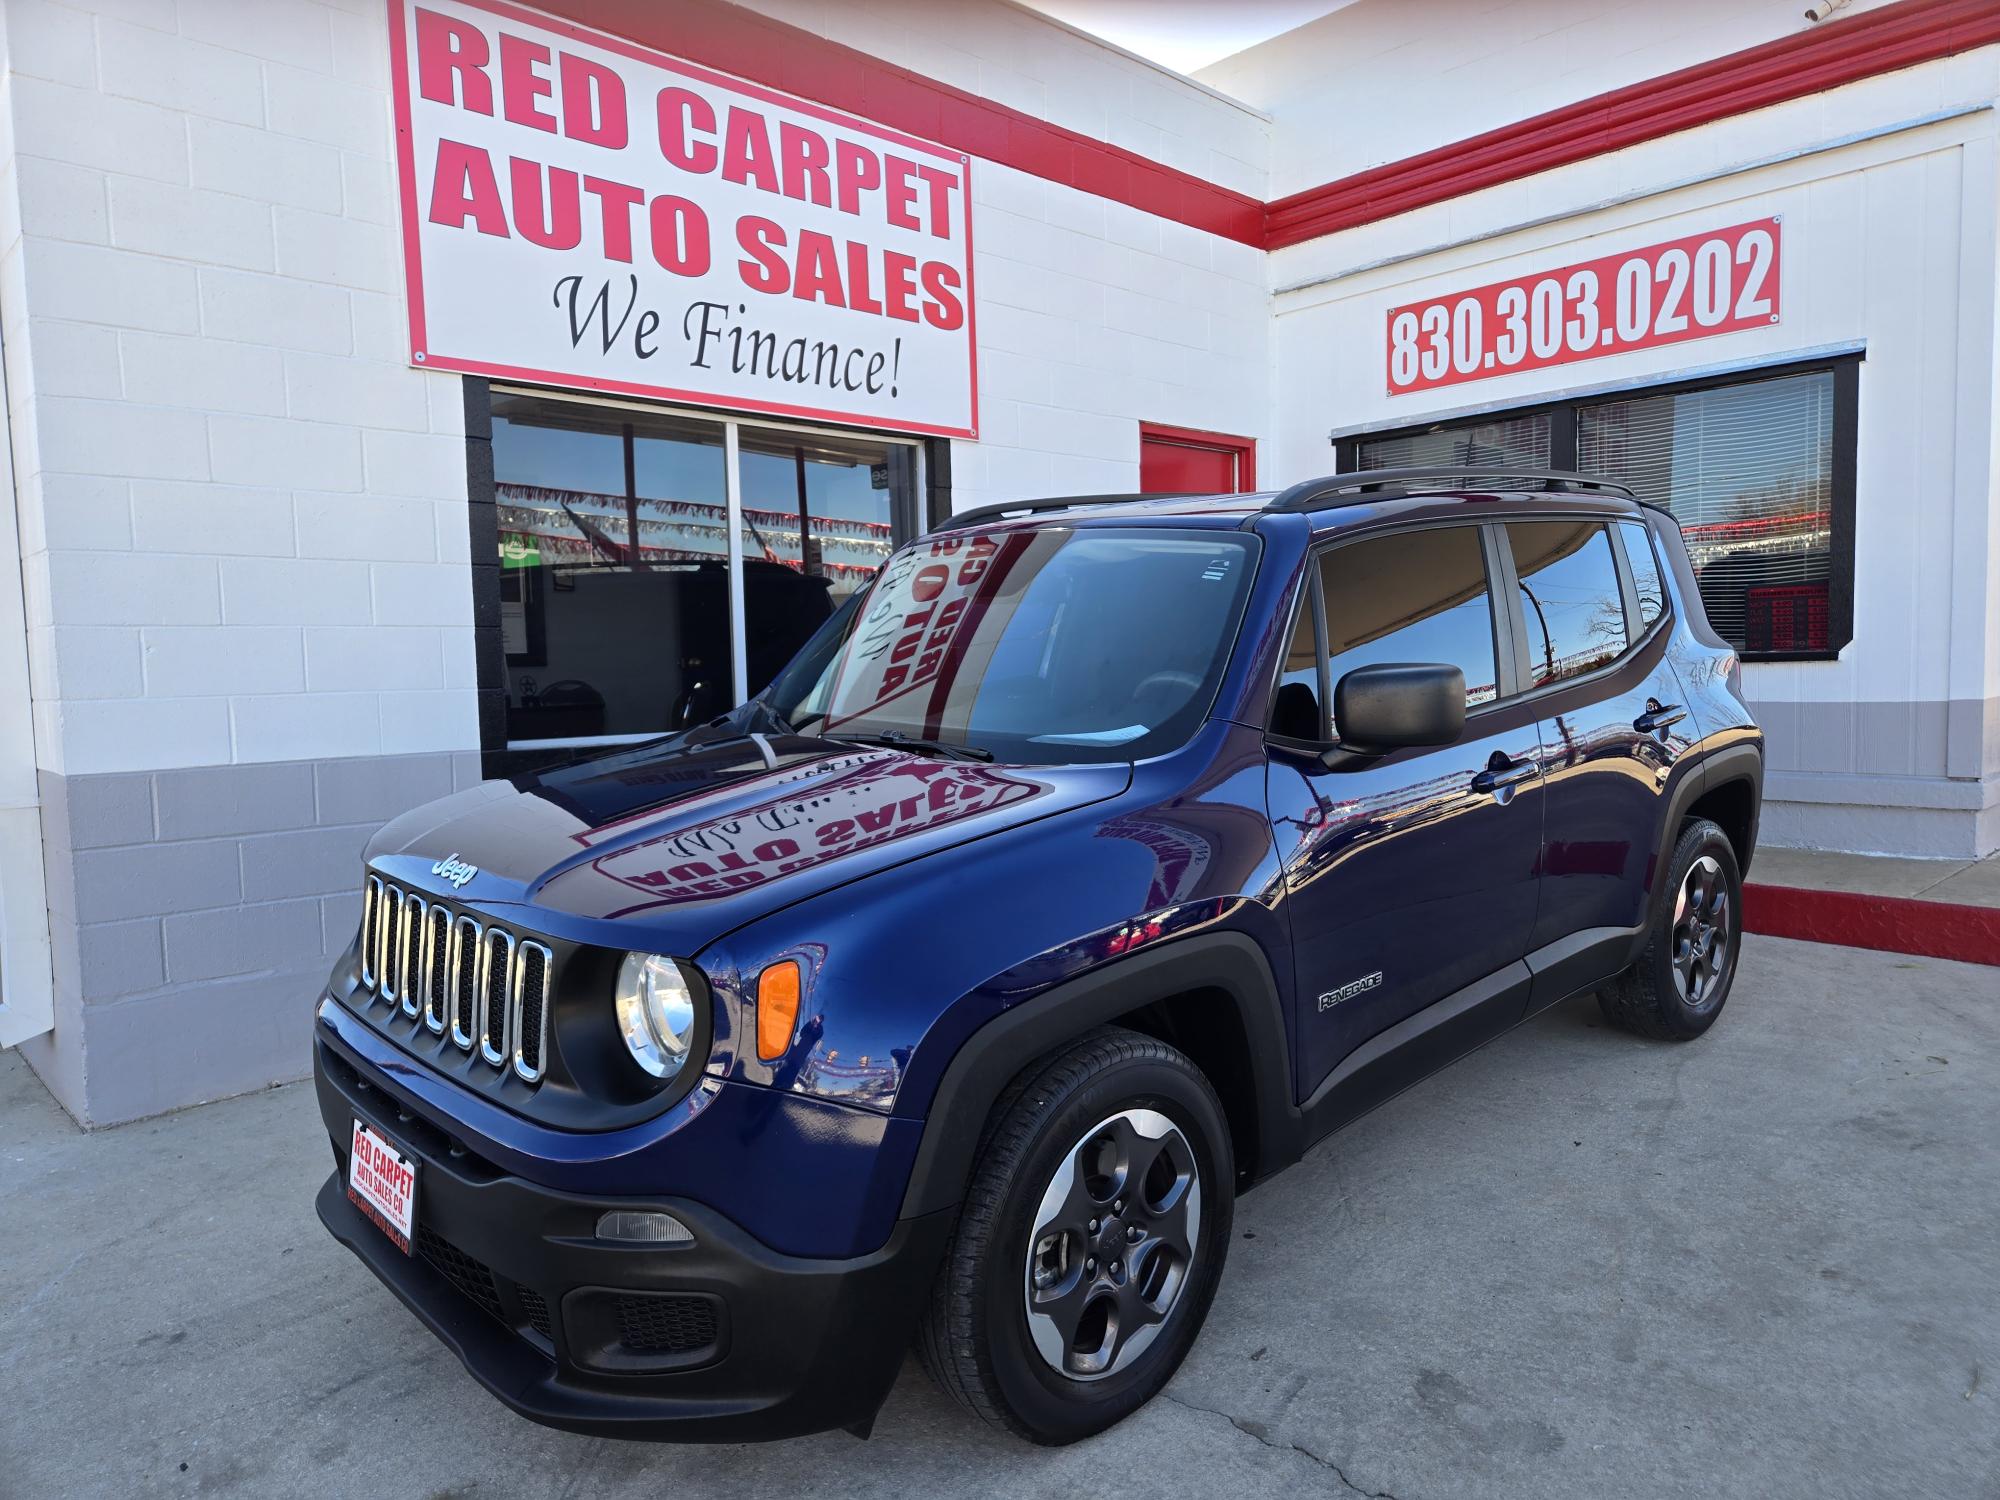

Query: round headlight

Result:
[613,952,697,1079]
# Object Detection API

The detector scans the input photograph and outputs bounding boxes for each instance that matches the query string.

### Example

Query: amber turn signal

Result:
[756,960,802,1061]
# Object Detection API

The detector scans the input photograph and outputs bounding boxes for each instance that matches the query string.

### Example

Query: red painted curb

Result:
[1742,883,2000,968]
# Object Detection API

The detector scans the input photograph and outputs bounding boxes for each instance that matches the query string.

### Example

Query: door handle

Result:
[1634,703,1687,735]
[1471,756,1537,795]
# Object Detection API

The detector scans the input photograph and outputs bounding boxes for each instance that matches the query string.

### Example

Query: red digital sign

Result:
[1385,218,1781,396]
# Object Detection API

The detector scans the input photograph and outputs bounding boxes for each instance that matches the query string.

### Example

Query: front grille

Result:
[615,1293,720,1355]
[356,870,553,1087]
[518,1285,553,1340]
[416,1224,503,1322]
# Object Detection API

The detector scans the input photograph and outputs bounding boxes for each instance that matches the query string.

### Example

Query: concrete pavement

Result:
[3,934,1996,1499]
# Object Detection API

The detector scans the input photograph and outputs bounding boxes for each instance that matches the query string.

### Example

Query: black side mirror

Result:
[1329,662,1466,761]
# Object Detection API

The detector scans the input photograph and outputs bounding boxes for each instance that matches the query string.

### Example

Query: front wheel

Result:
[1598,817,1743,1040]
[916,1027,1233,1444]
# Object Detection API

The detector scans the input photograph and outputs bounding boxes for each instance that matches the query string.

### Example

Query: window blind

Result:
[1579,370,1834,652]
[1356,413,1552,472]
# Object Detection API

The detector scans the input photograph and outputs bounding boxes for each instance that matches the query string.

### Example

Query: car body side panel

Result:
[698,721,1295,1124]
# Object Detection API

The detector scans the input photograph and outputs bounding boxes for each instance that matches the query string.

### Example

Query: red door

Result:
[1139,423,1257,494]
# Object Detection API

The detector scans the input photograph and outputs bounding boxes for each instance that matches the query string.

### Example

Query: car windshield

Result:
[763,526,1261,765]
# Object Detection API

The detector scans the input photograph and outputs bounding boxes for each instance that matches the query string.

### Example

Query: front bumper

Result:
[314,1031,952,1442]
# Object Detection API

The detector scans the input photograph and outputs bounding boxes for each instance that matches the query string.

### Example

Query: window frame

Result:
[1332,353,1859,663]
[1493,516,1645,699]
[1264,517,1517,748]
[464,378,948,778]
[1263,509,1678,747]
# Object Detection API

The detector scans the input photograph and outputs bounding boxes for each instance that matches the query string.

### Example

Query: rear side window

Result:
[1620,521,1665,630]
[1321,526,1499,737]
[1504,521,1628,687]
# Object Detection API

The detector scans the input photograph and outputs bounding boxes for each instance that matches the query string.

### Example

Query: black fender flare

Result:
[897,931,1301,1220]
[1641,741,1764,939]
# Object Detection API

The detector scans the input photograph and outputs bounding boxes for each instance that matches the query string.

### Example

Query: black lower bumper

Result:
[314,1037,953,1443]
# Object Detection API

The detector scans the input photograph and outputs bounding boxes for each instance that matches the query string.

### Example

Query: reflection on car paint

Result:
[590,757,1049,912]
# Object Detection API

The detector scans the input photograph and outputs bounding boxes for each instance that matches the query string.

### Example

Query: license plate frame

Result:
[347,1117,418,1255]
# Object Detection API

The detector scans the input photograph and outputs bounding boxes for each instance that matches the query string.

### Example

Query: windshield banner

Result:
[821,531,1045,733]
[388,0,977,437]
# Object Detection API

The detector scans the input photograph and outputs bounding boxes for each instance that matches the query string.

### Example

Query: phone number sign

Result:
[1385,218,1781,396]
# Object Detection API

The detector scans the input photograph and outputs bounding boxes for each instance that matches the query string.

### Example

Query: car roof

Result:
[929,470,1650,540]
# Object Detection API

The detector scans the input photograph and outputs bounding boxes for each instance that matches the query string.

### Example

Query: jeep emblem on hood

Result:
[431,853,478,889]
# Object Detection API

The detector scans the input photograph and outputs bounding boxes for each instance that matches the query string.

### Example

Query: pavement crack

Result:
[1157,1390,1402,1499]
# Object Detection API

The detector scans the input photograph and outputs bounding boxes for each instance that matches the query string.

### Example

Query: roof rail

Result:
[925,491,1199,535]
[1265,468,1637,514]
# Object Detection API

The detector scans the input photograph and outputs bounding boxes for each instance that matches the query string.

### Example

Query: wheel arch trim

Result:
[897,931,1299,1221]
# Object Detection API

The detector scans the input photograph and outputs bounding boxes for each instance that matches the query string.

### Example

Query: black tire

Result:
[1598,817,1743,1041]
[916,1026,1233,1444]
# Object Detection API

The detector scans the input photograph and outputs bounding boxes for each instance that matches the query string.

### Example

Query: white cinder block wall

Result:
[1220,12,2000,857]
[0,0,1271,1124]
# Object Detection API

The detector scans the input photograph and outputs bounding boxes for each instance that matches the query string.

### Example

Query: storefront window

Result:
[1579,370,1834,654]
[490,391,919,748]
[735,427,909,708]
[1356,413,1551,471]
[1339,359,1855,660]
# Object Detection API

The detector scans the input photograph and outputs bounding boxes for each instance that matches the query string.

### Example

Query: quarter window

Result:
[1620,521,1665,630]
[1270,576,1324,742]
[1321,526,1498,740]
[1504,521,1628,687]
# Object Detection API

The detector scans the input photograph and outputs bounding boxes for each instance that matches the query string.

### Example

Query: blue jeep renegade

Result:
[314,468,1763,1445]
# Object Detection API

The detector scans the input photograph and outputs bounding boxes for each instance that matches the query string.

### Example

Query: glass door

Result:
[489,388,920,755]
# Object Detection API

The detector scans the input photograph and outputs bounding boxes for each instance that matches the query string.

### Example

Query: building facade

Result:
[0,0,1994,1123]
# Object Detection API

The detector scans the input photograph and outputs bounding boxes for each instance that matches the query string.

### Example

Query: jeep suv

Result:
[314,469,1762,1445]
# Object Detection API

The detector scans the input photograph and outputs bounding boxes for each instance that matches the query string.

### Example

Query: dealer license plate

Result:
[347,1118,417,1255]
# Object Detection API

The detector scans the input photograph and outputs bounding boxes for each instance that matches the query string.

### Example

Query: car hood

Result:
[365,733,1130,951]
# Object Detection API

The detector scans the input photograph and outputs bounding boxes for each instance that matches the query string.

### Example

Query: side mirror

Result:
[1330,662,1466,760]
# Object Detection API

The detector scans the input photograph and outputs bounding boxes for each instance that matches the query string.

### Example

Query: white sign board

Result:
[389,0,978,437]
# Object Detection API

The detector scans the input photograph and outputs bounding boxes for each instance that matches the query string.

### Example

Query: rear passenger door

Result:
[1267,523,1547,1103]
[1498,517,1696,1005]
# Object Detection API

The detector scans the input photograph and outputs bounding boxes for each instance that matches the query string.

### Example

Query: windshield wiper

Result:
[832,730,993,762]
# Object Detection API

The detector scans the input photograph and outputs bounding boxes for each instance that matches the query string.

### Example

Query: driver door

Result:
[1265,522,1547,1104]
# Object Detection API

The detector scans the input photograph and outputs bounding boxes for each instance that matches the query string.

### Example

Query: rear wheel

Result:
[916,1027,1233,1444]
[1598,817,1742,1040]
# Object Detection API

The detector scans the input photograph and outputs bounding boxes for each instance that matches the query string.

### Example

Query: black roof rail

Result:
[925,491,1200,535]
[1265,467,1637,515]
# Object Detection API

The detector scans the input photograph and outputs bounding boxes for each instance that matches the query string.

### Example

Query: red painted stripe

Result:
[1742,883,2000,968]
[1267,0,2000,248]
[526,0,1267,244]
[520,0,2000,253]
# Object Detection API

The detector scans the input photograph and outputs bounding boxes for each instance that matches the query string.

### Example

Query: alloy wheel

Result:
[1021,1107,1202,1381]
[1671,853,1731,1009]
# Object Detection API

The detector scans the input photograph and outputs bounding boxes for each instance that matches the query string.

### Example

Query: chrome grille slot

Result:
[378,885,405,1007]
[422,903,452,1034]
[451,914,481,1050]
[354,870,555,1089]
[361,876,383,987]
[514,942,552,1083]
[399,894,426,1018]
[478,927,515,1068]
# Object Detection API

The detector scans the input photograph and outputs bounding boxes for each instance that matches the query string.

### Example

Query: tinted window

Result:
[1505,521,1628,687]
[1321,526,1498,740]
[1620,521,1665,629]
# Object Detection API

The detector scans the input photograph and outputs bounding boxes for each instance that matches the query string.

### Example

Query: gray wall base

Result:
[22,750,482,1129]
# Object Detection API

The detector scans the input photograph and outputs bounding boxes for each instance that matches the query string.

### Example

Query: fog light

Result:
[596,1210,693,1245]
